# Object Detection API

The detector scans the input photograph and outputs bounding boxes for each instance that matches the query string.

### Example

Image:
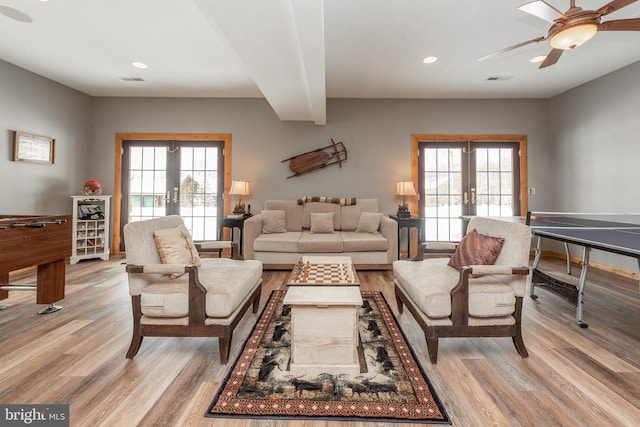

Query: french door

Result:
[120,140,224,246]
[418,141,521,242]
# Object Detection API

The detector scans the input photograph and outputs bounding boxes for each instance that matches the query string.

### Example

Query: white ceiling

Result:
[1,0,639,125]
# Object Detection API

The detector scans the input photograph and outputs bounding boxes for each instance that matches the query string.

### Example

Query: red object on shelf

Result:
[84,180,102,195]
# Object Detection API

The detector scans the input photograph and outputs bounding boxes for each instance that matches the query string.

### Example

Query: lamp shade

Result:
[395,181,417,196]
[549,22,598,50]
[229,180,251,196]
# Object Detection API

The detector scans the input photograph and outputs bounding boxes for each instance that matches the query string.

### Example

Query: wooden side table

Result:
[218,215,249,255]
[389,215,424,259]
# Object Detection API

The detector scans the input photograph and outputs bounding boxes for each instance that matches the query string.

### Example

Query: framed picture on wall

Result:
[12,131,55,164]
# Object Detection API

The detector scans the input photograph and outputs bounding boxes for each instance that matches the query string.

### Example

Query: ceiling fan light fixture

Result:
[549,22,598,50]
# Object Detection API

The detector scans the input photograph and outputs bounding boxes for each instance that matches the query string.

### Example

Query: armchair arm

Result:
[196,241,242,259]
[126,263,208,324]
[379,215,398,262]
[242,214,263,260]
[126,263,191,275]
[412,241,458,261]
[449,265,530,325]
[465,265,529,276]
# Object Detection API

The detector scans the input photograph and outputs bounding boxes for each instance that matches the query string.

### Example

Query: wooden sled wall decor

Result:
[281,138,347,179]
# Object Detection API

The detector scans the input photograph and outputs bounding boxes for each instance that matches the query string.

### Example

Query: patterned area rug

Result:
[206,290,450,424]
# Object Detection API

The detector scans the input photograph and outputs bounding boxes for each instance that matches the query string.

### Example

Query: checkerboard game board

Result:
[287,257,359,286]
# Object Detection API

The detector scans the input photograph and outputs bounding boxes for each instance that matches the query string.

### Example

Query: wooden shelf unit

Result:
[70,195,111,264]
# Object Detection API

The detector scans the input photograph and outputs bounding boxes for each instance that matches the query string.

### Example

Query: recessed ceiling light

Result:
[530,55,546,63]
[422,56,438,64]
[131,61,148,69]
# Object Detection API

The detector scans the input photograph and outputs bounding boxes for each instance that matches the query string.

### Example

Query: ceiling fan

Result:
[479,0,640,68]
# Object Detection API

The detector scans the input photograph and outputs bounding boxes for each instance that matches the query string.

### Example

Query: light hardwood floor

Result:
[1,256,639,426]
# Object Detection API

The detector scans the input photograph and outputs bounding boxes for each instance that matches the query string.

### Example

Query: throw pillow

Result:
[153,224,201,279]
[356,211,382,234]
[261,210,287,233]
[310,212,335,233]
[447,228,505,275]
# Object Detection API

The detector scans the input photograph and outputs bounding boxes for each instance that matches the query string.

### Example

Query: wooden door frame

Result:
[112,132,232,254]
[410,133,529,219]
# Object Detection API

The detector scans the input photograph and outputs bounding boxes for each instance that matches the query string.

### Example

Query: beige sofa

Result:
[243,199,397,269]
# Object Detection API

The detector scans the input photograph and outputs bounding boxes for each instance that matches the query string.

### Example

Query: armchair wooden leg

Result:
[512,335,528,358]
[219,335,231,364]
[126,335,143,359]
[126,295,143,359]
[252,290,261,313]
[426,334,439,364]
[394,287,404,314]
[512,297,528,358]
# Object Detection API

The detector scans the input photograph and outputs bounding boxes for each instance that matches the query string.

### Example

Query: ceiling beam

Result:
[193,0,326,125]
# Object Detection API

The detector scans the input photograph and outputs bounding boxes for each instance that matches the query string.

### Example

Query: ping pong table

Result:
[479,213,640,329]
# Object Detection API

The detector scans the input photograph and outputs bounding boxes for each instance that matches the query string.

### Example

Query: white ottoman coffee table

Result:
[283,256,363,375]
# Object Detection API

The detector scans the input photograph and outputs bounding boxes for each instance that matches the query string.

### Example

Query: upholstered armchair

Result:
[393,216,531,364]
[124,215,262,363]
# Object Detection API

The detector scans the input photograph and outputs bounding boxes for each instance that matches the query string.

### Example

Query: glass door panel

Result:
[127,145,168,222]
[422,146,464,241]
[121,140,224,248]
[179,145,223,241]
[420,141,520,242]
[475,147,515,217]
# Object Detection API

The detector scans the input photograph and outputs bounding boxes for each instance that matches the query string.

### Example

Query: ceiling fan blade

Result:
[518,0,567,23]
[600,18,640,30]
[538,48,563,68]
[596,0,637,17]
[478,36,546,62]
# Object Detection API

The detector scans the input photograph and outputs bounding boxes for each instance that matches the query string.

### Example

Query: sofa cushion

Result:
[447,228,505,273]
[298,231,343,252]
[356,212,383,234]
[394,258,459,318]
[153,224,201,278]
[394,258,516,319]
[261,210,287,233]
[254,231,301,253]
[341,231,389,252]
[302,202,341,230]
[200,258,263,318]
[340,199,380,231]
[264,200,303,231]
[140,258,262,319]
[310,212,335,233]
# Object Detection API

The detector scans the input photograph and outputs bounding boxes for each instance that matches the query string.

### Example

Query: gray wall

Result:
[3,55,640,274]
[91,97,551,215]
[0,60,92,215]
[549,60,640,272]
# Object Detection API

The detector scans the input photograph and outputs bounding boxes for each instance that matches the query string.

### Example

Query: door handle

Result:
[463,192,469,205]
[173,187,179,204]
[471,188,476,205]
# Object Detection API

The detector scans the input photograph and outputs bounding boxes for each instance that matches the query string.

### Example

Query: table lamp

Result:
[395,181,416,218]
[229,180,250,214]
